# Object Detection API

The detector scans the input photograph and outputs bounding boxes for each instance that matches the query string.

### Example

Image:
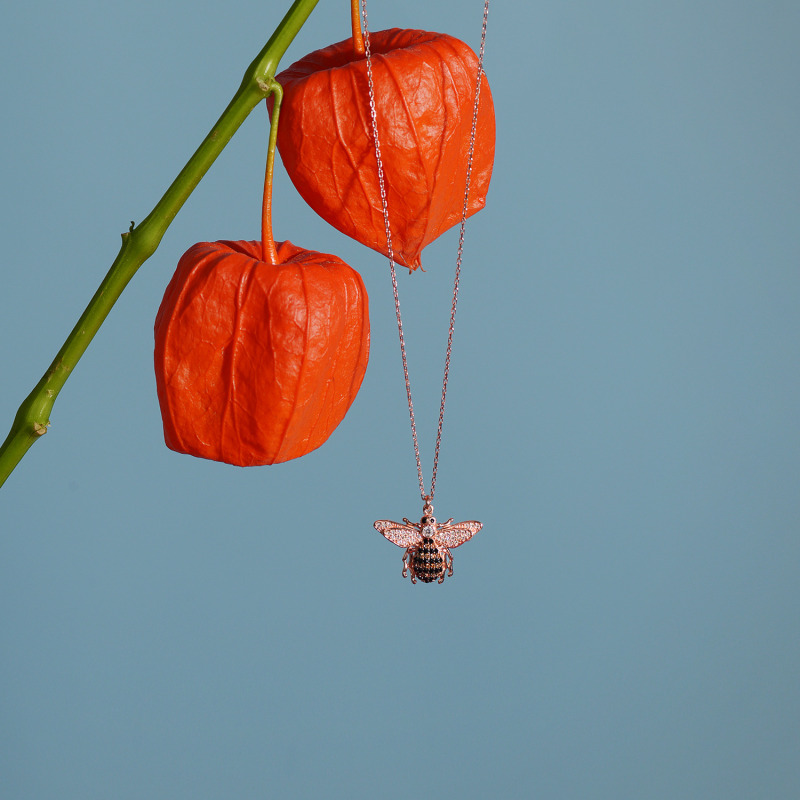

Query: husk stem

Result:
[261,81,284,264]
[0,0,321,489]
[351,0,365,55]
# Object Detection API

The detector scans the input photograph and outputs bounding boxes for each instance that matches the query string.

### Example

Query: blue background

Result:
[2,1,799,797]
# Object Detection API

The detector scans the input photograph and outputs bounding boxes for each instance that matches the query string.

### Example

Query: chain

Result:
[361,0,490,504]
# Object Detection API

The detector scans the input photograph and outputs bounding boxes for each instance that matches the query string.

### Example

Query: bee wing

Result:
[435,521,483,550]
[373,520,423,549]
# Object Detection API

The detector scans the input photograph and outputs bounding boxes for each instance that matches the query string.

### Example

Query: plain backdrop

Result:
[1,1,799,798]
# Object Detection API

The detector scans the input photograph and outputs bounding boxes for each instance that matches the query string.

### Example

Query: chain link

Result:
[361,0,490,504]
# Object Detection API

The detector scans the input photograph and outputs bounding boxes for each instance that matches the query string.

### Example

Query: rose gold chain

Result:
[361,0,490,504]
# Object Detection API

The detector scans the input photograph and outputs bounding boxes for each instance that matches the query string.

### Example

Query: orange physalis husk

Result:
[153,239,370,466]
[275,28,496,271]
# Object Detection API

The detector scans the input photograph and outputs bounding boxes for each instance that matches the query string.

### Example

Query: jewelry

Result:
[363,0,491,582]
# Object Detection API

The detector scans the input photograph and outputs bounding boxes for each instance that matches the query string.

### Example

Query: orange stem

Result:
[351,0,365,56]
[261,81,283,264]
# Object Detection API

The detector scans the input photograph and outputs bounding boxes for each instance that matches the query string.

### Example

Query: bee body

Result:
[411,537,446,583]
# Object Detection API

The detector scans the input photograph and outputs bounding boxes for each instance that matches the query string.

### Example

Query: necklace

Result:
[363,0,491,583]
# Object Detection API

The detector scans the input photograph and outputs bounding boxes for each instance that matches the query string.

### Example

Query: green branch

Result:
[0,0,321,488]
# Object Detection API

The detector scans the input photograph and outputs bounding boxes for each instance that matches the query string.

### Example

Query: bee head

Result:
[421,515,436,526]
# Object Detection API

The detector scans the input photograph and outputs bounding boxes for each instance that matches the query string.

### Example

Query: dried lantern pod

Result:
[153,239,370,466]
[275,28,495,271]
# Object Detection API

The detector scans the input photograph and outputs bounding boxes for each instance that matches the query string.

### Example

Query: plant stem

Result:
[351,0,365,55]
[261,81,284,264]
[0,0,320,489]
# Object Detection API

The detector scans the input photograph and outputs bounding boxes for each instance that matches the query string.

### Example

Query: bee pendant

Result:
[374,502,482,584]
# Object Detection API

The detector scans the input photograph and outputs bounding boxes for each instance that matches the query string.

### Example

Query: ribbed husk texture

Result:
[154,240,370,466]
[275,28,495,270]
